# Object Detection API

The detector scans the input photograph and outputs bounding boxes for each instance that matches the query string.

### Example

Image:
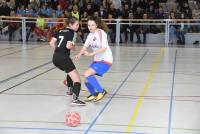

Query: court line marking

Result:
[3,92,200,98]
[2,93,200,103]
[0,45,44,58]
[0,120,199,132]
[168,49,177,134]
[125,48,164,133]
[0,126,148,134]
[0,67,55,94]
[0,61,52,84]
[0,46,20,52]
[84,50,149,134]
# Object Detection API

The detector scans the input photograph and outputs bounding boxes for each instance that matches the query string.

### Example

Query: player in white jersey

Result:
[75,16,113,102]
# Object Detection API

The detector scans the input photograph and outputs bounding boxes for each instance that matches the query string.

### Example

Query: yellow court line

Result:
[125,48,164,133]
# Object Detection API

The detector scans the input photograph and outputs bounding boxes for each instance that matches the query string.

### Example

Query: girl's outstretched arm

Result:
[84,47,106,57]
[74,46,87,60]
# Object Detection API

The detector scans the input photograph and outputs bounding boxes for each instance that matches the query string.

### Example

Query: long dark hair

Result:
[87,16,108,32]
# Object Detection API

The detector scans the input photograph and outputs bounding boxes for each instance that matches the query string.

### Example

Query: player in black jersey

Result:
[49,16,86,106]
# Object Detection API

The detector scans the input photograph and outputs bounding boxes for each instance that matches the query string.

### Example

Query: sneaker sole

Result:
[85,98,96,102]
[70,103,86,106]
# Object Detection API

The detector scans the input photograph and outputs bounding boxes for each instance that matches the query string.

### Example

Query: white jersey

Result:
[84,29,113,64]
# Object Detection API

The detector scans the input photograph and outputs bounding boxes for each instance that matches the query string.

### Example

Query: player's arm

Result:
[49,37,57,48]
[74,34,90,60]
[66,32,77,50]
[74,46,87,60]
[85,47,106,56]
[49,29,58,48]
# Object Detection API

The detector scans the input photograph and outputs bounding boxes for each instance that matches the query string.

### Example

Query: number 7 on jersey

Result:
[58,36,64,47]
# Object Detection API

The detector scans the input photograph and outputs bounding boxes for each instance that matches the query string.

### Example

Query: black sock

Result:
[67,75,73,88]
[72,82,81,100]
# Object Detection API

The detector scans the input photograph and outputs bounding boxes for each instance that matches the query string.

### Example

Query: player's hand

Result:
[66,41,74,49]
[82,50,89,56]
[74,54,81,61]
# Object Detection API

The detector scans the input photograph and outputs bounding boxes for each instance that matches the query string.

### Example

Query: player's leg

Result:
[85,81,98,101]
[84,61,110,102]
[68,69,86,106]
[65,75,73,96]
[62,57,86,106]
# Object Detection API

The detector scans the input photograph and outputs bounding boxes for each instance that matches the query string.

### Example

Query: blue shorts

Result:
[89,61,111,76]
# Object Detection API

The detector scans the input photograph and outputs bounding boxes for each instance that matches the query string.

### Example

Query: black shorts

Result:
[53,53,76,73]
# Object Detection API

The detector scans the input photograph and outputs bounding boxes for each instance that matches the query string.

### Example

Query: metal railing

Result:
[0,16,200,45]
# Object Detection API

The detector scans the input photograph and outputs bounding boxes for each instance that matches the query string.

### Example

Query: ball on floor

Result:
[66,112,81,127]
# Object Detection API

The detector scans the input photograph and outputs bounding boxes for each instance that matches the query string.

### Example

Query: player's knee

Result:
[73,77,81,83]
[84,71,90,78]
[84,69,95,78]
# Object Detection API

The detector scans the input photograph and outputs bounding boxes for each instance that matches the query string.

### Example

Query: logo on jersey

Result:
[93,37,97,41]
[91,44,99,49]
[59,30,69,32]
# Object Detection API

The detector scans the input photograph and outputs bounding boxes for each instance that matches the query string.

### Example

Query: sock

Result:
[72,82,81,100]
[85,82,97,96]
[67,75,73,88]
[86,75,104,93]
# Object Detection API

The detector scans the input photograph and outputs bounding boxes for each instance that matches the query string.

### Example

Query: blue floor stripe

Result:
[84,50,149,134]
[0,61,52,84]
[0,126,148,134]
[168,50,177,134]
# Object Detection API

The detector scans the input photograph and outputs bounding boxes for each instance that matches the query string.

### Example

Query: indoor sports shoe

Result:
[71,99,86,106]
[85,94,97,102]
[93,90,107,102]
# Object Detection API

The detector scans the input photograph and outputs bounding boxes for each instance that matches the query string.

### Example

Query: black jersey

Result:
[52,28,77,73]
[54,28,77,55]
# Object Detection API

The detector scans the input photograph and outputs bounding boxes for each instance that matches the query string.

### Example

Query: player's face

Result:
[70,21,79,31]
[87,20,97,33]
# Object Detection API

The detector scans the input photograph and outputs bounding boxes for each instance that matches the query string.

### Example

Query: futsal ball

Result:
[66,112,81,127]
